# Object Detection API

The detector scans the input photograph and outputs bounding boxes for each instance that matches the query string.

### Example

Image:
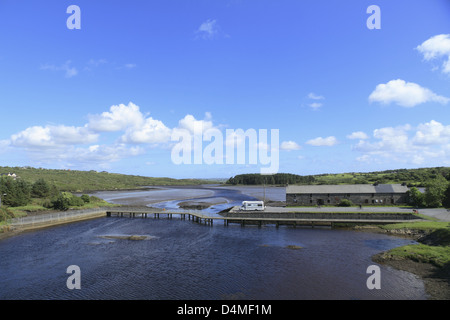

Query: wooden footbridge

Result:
[105,207,423,228]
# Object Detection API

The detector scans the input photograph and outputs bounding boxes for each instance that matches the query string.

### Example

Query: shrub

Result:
[89,196,102,203]
[407,187,425,208]
[31,178,51,198]
[80,194,90,203]
[52,192,72,211]
[68,195,84,207]
[337,199,352,207]
[424,175,449,208]
[0,177,32,207]
[0,206,14,223]
[42,199,53,209]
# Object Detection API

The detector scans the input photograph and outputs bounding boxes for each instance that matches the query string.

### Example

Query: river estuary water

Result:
[0,185,427,300]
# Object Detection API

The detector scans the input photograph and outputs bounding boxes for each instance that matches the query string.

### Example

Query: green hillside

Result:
[0,166,218,192]
[313,167,450,187]
[227,167,450,187]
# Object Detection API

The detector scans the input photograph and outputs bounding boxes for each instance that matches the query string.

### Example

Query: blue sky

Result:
[1,0,450,179]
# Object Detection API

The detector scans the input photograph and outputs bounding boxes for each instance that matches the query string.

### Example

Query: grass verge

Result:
[378,220,450,264]
[372,219,450,299]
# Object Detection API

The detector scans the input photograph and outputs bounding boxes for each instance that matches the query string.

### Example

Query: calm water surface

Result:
[0,186,427,300]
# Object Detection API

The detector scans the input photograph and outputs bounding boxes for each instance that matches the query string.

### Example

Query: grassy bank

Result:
[377,221,450,267]
[371,219,450,299]
[382,243,450,268]
[0,196,119,234]
[7,198,119,217]
[0,207,15,232]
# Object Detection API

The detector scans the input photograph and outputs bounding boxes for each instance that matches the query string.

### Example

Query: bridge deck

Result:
[105,208,423,227]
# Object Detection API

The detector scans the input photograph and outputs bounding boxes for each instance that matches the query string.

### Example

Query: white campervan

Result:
[240,201,265,211]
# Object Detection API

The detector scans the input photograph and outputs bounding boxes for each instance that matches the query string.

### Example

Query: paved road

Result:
[259,206,450,222]
[414,208,450,222]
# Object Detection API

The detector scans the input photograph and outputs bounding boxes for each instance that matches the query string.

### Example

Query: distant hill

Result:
[0,166,220,192]
[226,167,450,187]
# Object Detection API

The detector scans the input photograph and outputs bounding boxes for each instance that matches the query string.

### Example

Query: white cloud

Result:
[178,114,214,134]
[306,92,325,110]
[50,125,98,145]
[196,19,220,39]
[280,141,301,151]
[416,34,450,74]
[40,60,78,78]
[11,126,52,148]
[372,125,412,152]
[24,143,144,168]
[2,101,285,171]
[10,125,97,149]
[413,120,450,145]
[347,131,369,140]
[306,136,337,146]
[308,102,322,110]
[88,102,145,132]
[308,93,324,100]
[122,117,172,144]
[198,19,217,36]
[351,120,450,166]
[369,79,449,107]
[354,125,412,155]
[0,139,10,153]
[70,144,144,164]
[88,102,175,145]
[4,124,143,169]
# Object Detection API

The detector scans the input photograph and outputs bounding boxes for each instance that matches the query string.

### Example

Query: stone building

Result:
[286,184,409,206]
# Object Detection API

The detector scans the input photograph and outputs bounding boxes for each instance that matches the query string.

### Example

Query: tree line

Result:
[0,176,101,211]
[406,174,450,208]
[226,173,316,185]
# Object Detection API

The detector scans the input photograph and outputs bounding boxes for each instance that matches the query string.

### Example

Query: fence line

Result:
[10,207,107,228]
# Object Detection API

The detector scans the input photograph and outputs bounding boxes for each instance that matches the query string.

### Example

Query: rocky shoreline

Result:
[357,227,450,300]
[372,251,450,300]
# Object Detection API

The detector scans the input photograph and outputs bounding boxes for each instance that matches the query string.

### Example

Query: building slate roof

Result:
[286,184,408,194]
